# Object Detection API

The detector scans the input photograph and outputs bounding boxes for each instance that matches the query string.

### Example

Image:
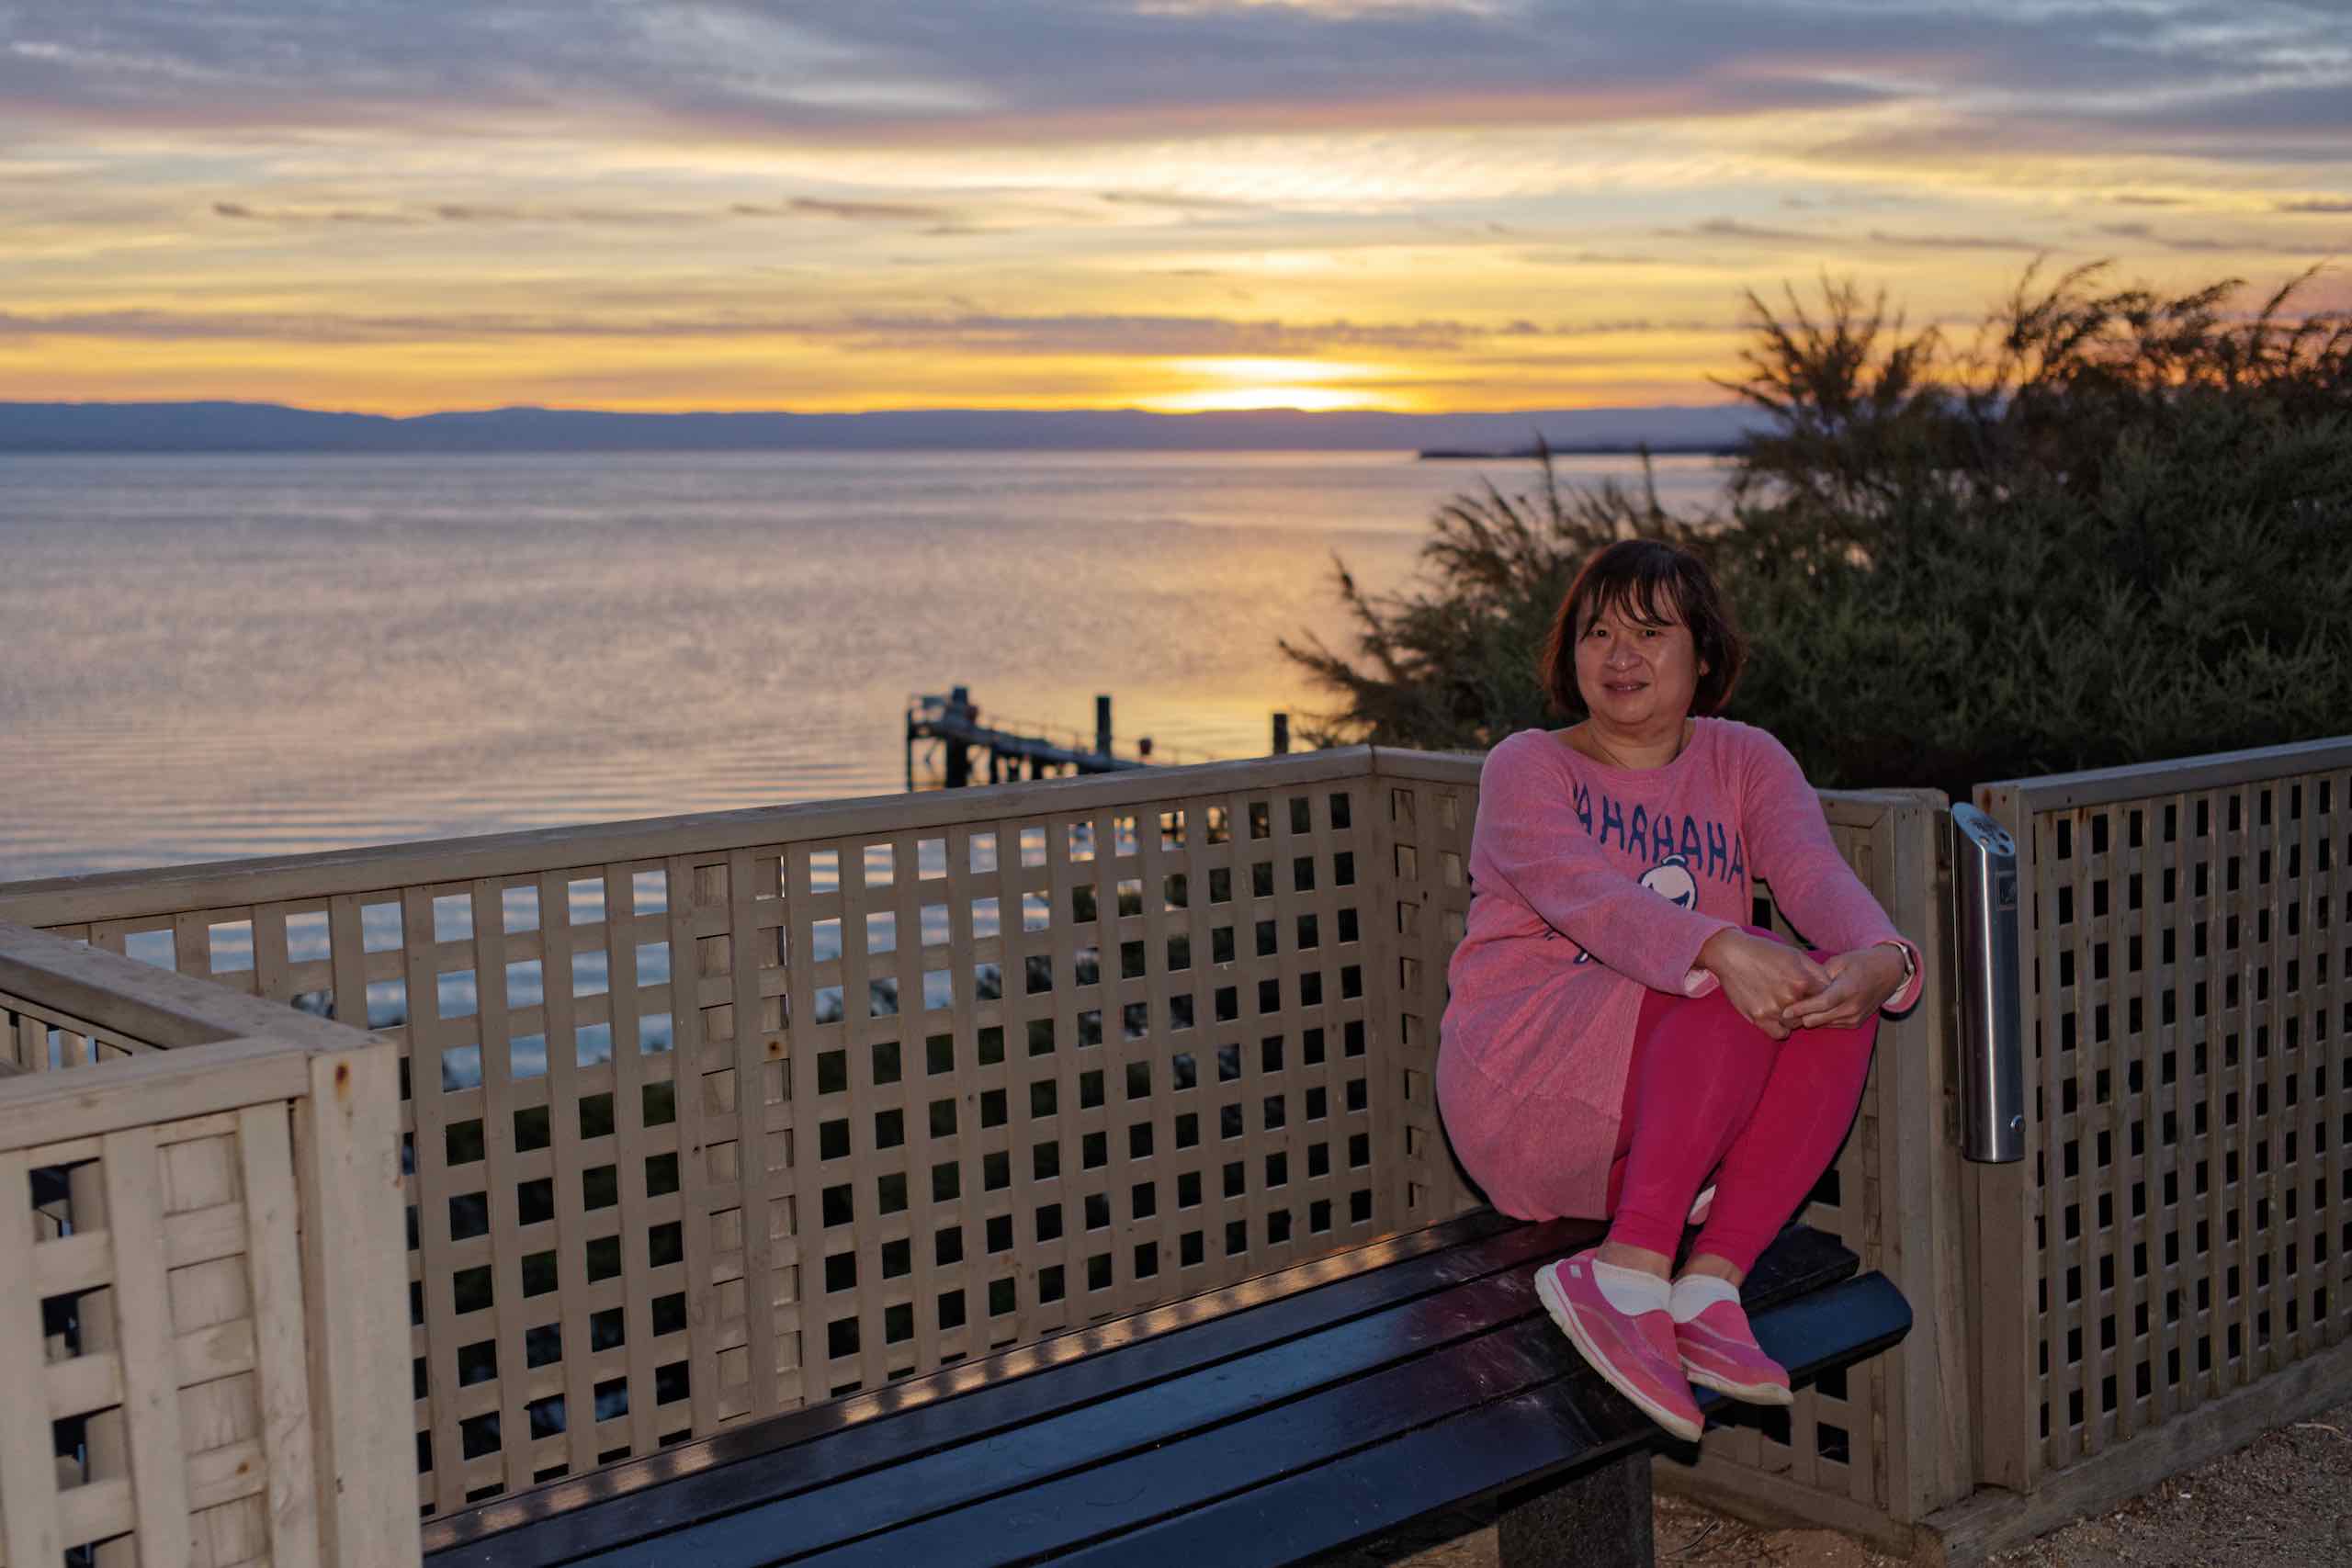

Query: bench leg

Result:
[1496,1450,1652,1568]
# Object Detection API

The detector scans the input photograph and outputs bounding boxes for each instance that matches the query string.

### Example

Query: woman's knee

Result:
[1689,981,1758,1033]
[1638,983,1783,1066]
[1642,980,1742,1037]
[1810,1012,1883,1062]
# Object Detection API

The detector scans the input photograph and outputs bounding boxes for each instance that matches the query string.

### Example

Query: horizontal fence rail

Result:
[1975,737,2352,1495]
[0,926,415,1568]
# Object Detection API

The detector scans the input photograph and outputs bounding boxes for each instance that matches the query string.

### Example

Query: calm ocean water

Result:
[0,449,1726,883]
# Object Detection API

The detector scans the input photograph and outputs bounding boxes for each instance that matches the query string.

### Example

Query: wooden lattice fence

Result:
[1970,739,2352,1517]
[0,751,1432,1517]
[0,742,2026,1554]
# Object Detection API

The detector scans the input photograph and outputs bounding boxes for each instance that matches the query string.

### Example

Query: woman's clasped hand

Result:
[1779,944,1911,1032]
[1694,928,1825,1042]
[1696,931,1911,1040]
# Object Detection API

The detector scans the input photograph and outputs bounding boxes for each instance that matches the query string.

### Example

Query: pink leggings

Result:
[1601,929,1878,1274]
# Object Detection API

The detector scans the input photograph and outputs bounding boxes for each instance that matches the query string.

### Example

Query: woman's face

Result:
[1574,595,1707,733]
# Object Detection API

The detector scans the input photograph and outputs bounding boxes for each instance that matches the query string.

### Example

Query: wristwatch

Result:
[1877,939,1917,991]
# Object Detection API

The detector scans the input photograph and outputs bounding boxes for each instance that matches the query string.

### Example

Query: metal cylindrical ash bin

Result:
[1952,804,2024,1163]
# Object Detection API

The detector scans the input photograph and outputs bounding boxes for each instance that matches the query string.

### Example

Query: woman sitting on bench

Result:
[1436,538,1922,1442]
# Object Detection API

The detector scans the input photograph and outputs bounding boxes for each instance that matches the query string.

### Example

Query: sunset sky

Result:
[4,0,2347,414]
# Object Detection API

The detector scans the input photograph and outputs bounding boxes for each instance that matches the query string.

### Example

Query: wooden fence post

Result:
[294,1041,422,1567]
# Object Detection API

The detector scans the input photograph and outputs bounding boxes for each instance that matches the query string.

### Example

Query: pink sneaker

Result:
[1534,1252,1703,1442]
[1676,1297,1793,1405]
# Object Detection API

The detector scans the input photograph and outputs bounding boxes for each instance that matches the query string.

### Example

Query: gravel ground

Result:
[1319,1397,2352,1567]
[1976,1397,2352,1568]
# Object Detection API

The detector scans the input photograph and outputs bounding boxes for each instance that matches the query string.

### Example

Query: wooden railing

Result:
[8,736,2347,1562]
[0,747,1958,1548]
[0,751,1423,1517]
[0,921,416,1568]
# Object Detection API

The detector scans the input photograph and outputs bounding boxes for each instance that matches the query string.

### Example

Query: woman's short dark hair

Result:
[1537,539,1746,717]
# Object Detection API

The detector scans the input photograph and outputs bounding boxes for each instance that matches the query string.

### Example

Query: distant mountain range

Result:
[0,400,1763,455]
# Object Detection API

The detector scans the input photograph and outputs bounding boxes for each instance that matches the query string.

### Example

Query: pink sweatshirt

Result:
[1435,719,1923,1221]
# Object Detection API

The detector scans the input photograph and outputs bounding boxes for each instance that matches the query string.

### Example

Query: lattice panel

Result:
[400,867,695,1507]
[0,991,155,1076]
[1,1109,319,1568]
[33,771,1385,1515]
[2009,768,2350,1474]
[767,782,1382,1407]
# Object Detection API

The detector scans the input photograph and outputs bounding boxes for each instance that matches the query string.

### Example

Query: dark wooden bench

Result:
[421,1211,1909,1568]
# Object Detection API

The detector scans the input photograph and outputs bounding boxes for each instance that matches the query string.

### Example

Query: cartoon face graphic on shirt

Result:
[1574,854,1698,963]
[1640,855,1699,910]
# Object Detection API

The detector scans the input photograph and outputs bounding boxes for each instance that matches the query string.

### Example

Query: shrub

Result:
[1284,264,2352,796]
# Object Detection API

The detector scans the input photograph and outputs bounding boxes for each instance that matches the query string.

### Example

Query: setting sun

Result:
[1141,357,1398,412]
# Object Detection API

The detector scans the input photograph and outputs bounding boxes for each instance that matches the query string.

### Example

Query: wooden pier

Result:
[906,686,1287,788]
